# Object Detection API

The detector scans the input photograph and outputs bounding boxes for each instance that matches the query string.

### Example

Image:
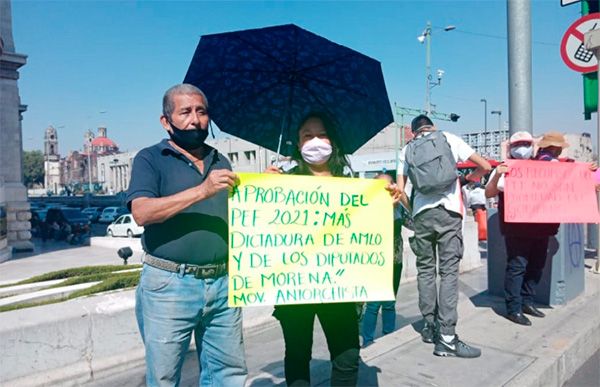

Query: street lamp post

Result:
[491,110,502,159]
[418,23,455,116]
[87,136,93,193]
[480,99,488,157]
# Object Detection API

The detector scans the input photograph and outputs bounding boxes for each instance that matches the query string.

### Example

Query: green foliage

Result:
[48,270,140,288]
[23,150,45,188]
[0,266,142,313]
[9,264,141,286]
[68,272,140,298]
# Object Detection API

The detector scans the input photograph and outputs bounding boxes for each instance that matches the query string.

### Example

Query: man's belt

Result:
[143,253,227,279]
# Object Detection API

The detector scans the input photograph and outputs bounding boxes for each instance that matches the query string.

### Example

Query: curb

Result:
[505,275,600,387]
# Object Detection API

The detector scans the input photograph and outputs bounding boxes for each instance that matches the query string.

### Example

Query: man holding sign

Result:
[127,84,247,386]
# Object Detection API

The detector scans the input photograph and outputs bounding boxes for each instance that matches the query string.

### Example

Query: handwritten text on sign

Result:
[504,160,600,223]
[228,173,394,307]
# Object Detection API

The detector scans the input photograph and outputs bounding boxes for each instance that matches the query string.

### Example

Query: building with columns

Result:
[97,151,136,194]
[0,0,32,258]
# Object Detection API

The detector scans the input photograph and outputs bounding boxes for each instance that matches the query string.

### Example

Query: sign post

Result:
[560,13,600,74]
[561,12,600,118]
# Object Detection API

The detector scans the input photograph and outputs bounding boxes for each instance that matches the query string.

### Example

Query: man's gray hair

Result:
[162,84,208,120]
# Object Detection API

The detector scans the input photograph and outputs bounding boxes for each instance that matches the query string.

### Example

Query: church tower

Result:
[44,125,61,194]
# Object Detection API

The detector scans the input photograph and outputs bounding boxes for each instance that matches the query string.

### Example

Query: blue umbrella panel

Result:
[184,24,394,156]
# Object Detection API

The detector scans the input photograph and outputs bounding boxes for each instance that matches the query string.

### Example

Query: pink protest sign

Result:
[504,160,600,223]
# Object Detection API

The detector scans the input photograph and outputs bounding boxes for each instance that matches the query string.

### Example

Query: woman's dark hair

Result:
[292,112,352,177]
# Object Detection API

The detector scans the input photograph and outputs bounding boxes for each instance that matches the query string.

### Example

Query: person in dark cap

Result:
[398,115,491,358]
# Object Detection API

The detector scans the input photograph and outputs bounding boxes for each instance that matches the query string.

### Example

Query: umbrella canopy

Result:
[184,24,394,156]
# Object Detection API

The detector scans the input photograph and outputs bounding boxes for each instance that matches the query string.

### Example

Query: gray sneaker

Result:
[421,322,437,344]
[433,335,481,358]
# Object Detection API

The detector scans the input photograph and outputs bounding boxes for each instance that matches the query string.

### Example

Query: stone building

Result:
[0,0,32,258]
[97,151,136,194]
[206,137,279,173]
[43,125,62,194]
[58,127,119,193]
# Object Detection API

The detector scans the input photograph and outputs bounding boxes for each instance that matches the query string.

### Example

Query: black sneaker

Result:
[433,335,481,358]
[421,322,437,344]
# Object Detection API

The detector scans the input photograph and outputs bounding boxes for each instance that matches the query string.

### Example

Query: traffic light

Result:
[450,113,460,122]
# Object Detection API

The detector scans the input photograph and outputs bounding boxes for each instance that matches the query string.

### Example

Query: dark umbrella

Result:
[184,24,393,156]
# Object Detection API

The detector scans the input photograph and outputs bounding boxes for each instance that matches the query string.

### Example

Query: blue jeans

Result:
[504,236,549,315]
[361,262,402,345]
[135,264,247,386]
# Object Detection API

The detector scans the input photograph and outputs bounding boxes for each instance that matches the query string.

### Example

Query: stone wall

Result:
[0,180,10,262]
[0,0,32,253]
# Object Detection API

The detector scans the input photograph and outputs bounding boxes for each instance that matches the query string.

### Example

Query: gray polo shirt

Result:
[126,139,231,265]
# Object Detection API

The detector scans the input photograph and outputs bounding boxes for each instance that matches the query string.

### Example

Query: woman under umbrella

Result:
[265,111,403,386]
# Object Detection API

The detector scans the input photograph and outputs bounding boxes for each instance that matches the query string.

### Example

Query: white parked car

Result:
[99,206,128,223]
[106,214,144,238]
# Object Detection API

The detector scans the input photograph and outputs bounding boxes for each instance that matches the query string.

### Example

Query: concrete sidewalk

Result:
[1,240,598,386]
[0,238,143,285]
[354,263,600,387]
[242,259,600,387]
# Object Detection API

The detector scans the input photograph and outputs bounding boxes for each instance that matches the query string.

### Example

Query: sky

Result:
[10,0,594,154]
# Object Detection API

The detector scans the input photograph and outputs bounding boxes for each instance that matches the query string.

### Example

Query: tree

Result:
[23,150,44,188]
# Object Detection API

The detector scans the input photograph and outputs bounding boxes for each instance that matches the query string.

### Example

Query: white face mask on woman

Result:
[300,137,332,165]
[509,145,533,160]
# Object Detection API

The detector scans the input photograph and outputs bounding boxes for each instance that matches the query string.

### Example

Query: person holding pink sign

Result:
[485,131,564,326]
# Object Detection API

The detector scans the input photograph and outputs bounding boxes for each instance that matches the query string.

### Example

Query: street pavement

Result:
[2,240,599,387]
[85,260,599,387]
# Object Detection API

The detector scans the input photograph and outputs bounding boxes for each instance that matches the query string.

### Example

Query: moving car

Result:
[82,207,102,222]
[106,214,144,237]
[99,207,128,223]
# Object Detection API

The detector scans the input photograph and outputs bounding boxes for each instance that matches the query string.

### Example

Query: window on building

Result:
[244,150,256,163]
[228,152,239,164]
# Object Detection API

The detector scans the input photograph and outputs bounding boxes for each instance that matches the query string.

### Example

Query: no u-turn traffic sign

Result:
[561,13,600,73]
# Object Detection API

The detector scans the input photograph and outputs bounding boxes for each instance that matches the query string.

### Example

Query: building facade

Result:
[97,151,136,194]
[461,130,509,161]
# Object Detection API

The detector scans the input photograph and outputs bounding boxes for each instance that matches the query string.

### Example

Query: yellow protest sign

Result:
[228,172,394,307]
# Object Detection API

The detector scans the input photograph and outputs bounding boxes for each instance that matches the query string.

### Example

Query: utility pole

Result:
[424,22,432,115]
[507,0,532,135]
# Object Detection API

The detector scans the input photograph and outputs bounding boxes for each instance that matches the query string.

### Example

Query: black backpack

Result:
[405,130,458,194]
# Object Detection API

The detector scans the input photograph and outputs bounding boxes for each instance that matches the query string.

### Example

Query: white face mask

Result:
[509,145,533,159]
[300,137,332,165]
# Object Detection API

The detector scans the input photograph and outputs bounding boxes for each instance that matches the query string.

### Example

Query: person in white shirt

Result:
[467,183,487,213]
[397,115,491,358]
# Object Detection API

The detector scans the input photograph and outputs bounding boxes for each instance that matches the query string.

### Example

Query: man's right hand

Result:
[200,169,239,198]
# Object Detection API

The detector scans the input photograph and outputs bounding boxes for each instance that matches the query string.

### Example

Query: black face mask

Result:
[168,120,209,151]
